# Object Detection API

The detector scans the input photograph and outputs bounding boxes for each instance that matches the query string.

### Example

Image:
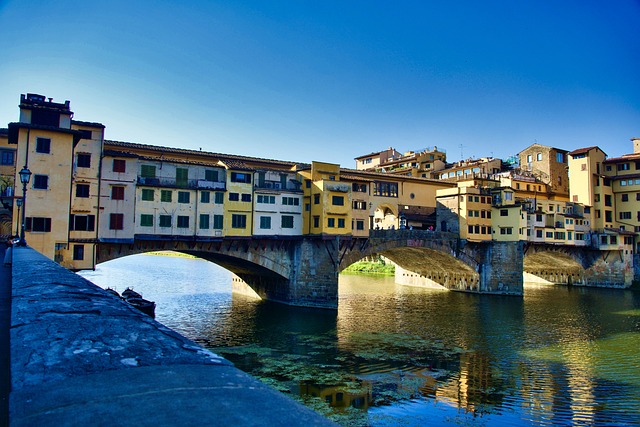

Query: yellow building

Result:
[436,186,493,240]
[0,128,16,236]
[66,120,105,269]
[299,162,352,236]
[8,94,84,262]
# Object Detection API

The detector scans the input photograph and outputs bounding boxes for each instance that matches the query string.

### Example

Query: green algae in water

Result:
[216,331,469,426]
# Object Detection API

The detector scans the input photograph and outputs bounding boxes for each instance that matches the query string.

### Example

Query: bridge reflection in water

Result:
[80,254,640,426]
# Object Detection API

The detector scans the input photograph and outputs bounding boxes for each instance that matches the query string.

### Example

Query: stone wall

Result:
[9,247,333,425]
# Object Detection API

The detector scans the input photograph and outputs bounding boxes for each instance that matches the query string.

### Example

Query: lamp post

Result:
[399,212,407,230]
[15,197,22,237]
[18,166,31,246]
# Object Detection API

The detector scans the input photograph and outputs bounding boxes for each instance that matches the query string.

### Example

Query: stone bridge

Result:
[523,242,635,288]
[97,230,525,309]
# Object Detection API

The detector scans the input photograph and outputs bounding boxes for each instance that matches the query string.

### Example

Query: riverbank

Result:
[342,260,394,275]
[143,250,198,259]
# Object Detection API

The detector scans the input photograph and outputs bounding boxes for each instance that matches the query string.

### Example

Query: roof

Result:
[7,122,84,144]
[567,146,602,156]
[72,120,105,129]
[603,153,640,163]
[104,140,307,168]
[354,149,390,160]
[339,167,455,186]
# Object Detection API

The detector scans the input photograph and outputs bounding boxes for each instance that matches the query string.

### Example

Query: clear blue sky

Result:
[1,0,639,168]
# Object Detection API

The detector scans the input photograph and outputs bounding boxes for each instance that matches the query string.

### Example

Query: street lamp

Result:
[15,197,22,237]
[18,166,31,246]
[399,212,407,230]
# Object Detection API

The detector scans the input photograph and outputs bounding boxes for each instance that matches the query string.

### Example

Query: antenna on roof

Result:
[459,144,466,160]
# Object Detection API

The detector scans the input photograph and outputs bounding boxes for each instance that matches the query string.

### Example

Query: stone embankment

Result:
[9,247,334,426]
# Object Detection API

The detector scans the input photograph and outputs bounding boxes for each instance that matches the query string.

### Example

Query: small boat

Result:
[126,297,156,318]
[105,288,121,298]
[121,287,156,318]
[121,287,142,300]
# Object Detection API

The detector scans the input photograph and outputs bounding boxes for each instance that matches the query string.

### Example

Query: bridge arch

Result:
[338,230,521,294]
[522,243,631,287]
[372,203,399,230]
[97,238,297,304]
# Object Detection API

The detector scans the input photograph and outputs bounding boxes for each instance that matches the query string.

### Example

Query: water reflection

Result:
[79,254,640,426]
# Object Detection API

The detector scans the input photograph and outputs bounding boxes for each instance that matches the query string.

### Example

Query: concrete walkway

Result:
[1,244,10,427]
[9,247,335,426]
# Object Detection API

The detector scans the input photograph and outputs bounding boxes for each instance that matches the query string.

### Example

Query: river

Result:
[78,253,640,426]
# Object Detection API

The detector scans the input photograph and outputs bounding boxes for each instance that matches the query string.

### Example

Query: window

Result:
[356,220,364,230]
[604,195,612,207]
[305,180,311,188]
[161,190,172,202]
[500,209,508,217]
[622,194,629,202]
[176,168,188,186]
[229,193,239,201]
[353,201,367,210]
[73,245,84,261]
[313,216,320,228]
[178,191,190,203]
[76,184,90,198]
[205,170,218,182]
[536,153,542,161]
[282,215,294,229]
[527,154,532,163]
[338,218,345,228]
[332,196,344,206]
[260,216,271,229]
[620,212,631,220]
[109,213,124,230]
[314,194,320,204]
[257,195,276,204]
[282,197,299,206]
[200,191,210,203]
[230,172,251,183]
[617,163,630,171]
[241,193,251,202]
[69,214,95,231]
[140,214,154,227]
[141,189,154,201]
[556,152,565,163]
[113,159,126,173]
[605,210,613,222]
[0,151,14,165]
[232,214,246,228]
[213,215,224,229]
[500,227,513,235]
[111,186,125,200]
[199,214,210,229]
[177,216,189,228]
[536,230,543,238]
[77,153,91,168]
[373,181,398,197]
[141,164,156,178]
[327,218,335,228]
[36,137,51,153]
[352,183,367,192]
[33,175,48,189]
[214,192,224,204]
[159,215,171,228]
